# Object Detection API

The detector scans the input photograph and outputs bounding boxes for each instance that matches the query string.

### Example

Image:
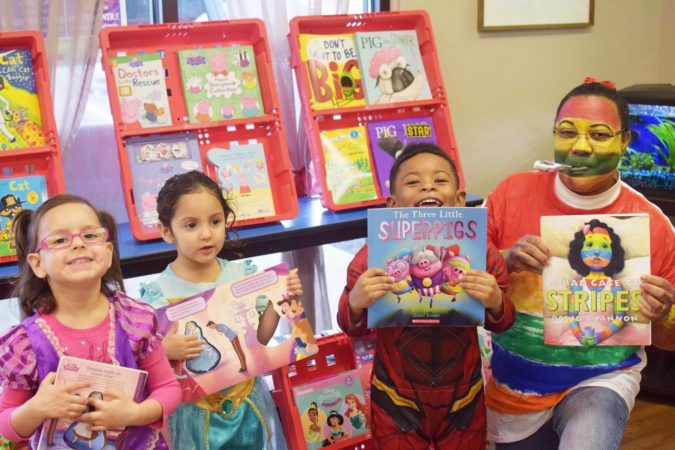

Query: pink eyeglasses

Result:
[34,227,109,252]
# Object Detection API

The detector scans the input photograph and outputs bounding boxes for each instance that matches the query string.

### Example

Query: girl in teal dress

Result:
[140,171,302,449]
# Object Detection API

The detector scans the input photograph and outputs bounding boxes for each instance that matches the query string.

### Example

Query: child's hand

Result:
[349,268,394,314]
[79,390,140,431]
[460,270,503,317]
[28,372,89,421]
[639,275,674,321]
[163,321,204,361]
[287,268,303,298]
[506,235,550,274]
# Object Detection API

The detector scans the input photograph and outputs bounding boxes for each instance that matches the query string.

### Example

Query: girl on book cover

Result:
[321,410,349,446]
[139,171,303,450]
[343,394,368,431]
[0,194,181,450]
[62,392,106,450]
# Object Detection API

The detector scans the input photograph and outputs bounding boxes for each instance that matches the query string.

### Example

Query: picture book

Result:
[367,207,487,328]
[355,30,432,105]
[0,175,48,258]
[541,214,651,346]
[36,356,148,450]
[0,49,44,150]
[155,263,319,402]
[351,333,376,369]
[319,126,378,205]
[177,45,264,123]
[109,52,171,128]
[125,133,202,234]
[298,34,365,110]
[366,116,437,197]
[293,368,371,449]
[205,142,276,221]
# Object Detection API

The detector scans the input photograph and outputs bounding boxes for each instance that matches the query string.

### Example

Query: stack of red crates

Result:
[272,333,374,450]
[289,10,465,212]
[0,31,65,264]
[99,20,298,241]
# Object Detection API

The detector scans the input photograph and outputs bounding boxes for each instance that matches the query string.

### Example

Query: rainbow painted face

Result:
[580,232,612,271]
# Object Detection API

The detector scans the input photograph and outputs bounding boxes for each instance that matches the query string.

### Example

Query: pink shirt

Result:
[0,312,179,442]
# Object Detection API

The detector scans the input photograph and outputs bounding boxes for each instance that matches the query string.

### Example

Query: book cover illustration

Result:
[0,175,48,258]
[36,356,148,450]
[205,142,276,221]
[319,126,378,205]
[354,30,432,105]
[542,214,651,346]
[178,45,264,123]
[298,34,365,110]
[293,368,371,449]
[367,207,487,328]
[366,116,437,197]
[155,263,319,402]
[126,133,202,234]
[351,333,376,369]
[109,52,171,129]
[0,49,44,150]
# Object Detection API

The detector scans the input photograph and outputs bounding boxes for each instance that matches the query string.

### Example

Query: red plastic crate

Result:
[289,10,464,211]
[99,20,298,241]
[271,333,374,450]
[0,31,65,264]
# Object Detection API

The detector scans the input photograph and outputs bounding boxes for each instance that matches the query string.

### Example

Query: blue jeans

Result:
[495,387,629,450]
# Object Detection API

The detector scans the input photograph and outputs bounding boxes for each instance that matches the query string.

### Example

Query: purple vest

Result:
[22,310,168,450]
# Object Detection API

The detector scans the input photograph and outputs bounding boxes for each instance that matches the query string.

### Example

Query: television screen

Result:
[619,103,674,191]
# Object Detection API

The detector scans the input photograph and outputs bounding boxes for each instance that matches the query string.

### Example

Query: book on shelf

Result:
[319,126,378,205]
[36,356,148,450]
[109,52,171,129]
[292,368,371,449]
[205,142,276,221]
[0,174,48,258]
[0,48,45,150]
[298,33,366,110]
[125,132,203,234]
[354,30,432,105]
[541,214,651,346]
[366,207,487,328]
[155,263,319,402]
[177,45,264,123]
[366,116,437,197]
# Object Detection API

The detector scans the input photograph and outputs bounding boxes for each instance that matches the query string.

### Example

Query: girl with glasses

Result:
[0,194,180,449]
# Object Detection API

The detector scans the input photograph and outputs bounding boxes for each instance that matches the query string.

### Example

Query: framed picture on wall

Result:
[478,0,594,31]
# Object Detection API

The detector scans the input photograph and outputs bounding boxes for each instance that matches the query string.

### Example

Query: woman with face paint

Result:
[484,80,675,450]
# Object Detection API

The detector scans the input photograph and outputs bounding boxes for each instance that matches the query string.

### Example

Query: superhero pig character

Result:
[410,245,447,308]
[385,250,415,303]
[440,245,471,300]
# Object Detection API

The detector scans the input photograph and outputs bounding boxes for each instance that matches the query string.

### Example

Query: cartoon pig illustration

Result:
[385,250,414,303]
[441,245,471,300]
[120,98,141,124]
[210,53,228,75]
[410,245,446,307]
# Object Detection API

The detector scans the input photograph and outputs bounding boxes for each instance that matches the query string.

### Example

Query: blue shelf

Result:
[0,194,482,298]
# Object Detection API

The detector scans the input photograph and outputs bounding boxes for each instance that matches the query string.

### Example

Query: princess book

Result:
[298,34,365,110]
[0,49,44,150]
[292,368,371,450]
[319,126,378,205]
[354,30,431,105]
[367,207,487,328]
[541,214,651,346]
[155,263,319,402]
[125,132,202,234]
[205,142,276,221]
[0,175,48,258]
[109,52,171,129]
[36,356,147,450]
[177,45,264,123]
[366,116,436,197]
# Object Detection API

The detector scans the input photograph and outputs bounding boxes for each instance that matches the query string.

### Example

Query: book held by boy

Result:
[155,263,319,402]
[541,214,651,346]
[36,356,148,450]
[0,175,48,258]
[367,207,487,328]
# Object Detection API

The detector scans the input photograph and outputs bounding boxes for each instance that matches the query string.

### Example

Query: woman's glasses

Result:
[553,126,626,144]
[34,227,109,252]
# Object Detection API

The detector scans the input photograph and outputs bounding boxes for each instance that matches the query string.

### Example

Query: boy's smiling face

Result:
[386,153,466,208]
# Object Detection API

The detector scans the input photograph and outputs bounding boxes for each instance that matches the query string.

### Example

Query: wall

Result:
[399,0,674,197]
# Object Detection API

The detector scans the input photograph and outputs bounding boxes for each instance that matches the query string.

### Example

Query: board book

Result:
[0,175,48,258]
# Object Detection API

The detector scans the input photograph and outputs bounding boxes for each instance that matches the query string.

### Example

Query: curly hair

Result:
[555,82,629,130]
[568,219,625,277]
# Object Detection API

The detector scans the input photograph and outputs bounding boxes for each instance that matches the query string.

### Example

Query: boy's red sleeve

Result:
[337,245,370,337]
[484,242,515,333]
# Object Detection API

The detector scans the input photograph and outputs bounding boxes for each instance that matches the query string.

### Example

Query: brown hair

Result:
[11,194,124,316]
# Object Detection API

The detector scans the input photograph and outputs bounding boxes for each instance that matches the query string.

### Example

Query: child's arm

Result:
[347,268,394,324]
[257,268,303,345]
[8,373,89,439]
